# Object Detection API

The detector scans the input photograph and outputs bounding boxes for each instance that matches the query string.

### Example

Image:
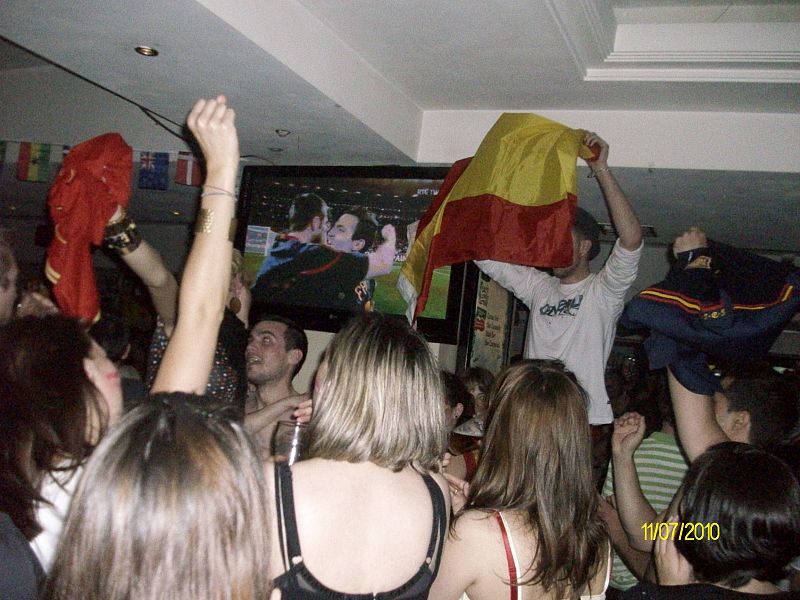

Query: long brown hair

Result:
[0,315,103,539]
[464,360,607,598]
[43,393,273,600]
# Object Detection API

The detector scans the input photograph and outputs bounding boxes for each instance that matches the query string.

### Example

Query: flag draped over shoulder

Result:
[397,112,596,321]
[46,133,133,322]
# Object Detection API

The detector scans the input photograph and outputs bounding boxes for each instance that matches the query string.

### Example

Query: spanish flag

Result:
[397,113,597,321]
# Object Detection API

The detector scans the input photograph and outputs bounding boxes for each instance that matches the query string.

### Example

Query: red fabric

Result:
[413,187,576,319]
[494,512,518,600]
[46,133,133,322]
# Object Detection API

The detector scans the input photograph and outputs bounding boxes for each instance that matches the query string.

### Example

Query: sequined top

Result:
[145,308,248,419]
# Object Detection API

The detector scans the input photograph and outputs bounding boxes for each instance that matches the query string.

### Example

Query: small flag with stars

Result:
[138,151,170,190]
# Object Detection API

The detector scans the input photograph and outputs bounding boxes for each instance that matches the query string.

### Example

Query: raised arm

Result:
[584,132,642,251]
[611,412,658,552]
[667,369,727,462]
[366,224,396,278]
[103,216,179,333]
[666,227,729,461]
[151,96,238,394]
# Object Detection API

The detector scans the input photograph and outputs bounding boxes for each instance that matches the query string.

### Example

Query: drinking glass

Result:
[272,420,307,465]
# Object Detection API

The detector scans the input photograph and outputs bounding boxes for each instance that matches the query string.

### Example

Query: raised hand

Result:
[612,411,646,458]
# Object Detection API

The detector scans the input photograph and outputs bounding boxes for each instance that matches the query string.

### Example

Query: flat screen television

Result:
[235,165,472,344]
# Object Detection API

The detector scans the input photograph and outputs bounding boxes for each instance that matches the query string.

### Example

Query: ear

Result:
[453,402,464,420]
[577,238,593,260]
[287,348,303,372]
[731,410,751,438]
[311,215,321,232]
[352,238,366,252]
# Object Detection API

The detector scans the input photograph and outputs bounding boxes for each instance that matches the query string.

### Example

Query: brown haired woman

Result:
[430,360,610,600]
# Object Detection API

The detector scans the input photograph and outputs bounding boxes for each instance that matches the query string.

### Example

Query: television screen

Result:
[236,165,471,344]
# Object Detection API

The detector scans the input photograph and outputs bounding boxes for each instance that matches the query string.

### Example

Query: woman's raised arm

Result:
[151,95,238,394]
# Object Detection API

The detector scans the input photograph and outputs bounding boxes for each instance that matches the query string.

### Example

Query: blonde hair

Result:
[307,314,446,471]
[43,394,272,600]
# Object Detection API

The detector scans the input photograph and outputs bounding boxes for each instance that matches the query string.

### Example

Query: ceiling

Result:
[0,0,798,252]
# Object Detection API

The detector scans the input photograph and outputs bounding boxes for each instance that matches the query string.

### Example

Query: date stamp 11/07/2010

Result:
[642,521,720,542]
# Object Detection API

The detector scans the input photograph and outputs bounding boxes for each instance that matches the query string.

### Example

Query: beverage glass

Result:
[272,420,307,465]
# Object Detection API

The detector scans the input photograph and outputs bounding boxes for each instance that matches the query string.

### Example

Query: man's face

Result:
[325,214,362,253]
[0,261,18,325]
[246,321,293,386]
[551,230,583,280]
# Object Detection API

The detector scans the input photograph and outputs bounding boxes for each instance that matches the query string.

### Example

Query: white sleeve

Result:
[474,260,552,309]
[594,239,643,305]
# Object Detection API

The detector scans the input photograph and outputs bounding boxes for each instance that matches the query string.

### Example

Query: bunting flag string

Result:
[0,139,219,193]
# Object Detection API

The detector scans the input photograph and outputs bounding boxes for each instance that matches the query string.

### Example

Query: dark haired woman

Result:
[42,96,277,600]
[0,315,123,573]
[431,360,610,600]
[622,442,800,599]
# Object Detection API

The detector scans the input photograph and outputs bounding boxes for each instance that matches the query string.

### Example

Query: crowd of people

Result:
[0,95,799,600]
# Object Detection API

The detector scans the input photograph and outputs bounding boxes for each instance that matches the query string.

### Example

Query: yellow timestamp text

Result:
[642,521,720,541]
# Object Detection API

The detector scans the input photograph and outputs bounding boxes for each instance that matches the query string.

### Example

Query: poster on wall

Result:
[468,270,513,374]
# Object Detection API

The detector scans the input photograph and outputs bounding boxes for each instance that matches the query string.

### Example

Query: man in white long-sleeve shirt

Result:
[476,132,643,485]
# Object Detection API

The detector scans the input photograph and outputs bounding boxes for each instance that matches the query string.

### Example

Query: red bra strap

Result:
[494,512,518,600]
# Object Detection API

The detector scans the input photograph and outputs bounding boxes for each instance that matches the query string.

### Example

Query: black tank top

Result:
[272,461,447,600]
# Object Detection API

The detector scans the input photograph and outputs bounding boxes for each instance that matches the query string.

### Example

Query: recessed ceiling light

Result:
[171,210,181,216]
[275,129,291,137]
[135,46,159,57]
[268,147,283,152]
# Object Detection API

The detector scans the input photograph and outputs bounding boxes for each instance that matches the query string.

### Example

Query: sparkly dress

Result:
[145,308,248,419]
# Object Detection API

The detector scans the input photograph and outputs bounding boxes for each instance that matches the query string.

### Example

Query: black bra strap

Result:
[421,473,447,579]
[274,462,303,565]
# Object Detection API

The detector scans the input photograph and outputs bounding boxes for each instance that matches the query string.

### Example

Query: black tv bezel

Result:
[235,164,472,345]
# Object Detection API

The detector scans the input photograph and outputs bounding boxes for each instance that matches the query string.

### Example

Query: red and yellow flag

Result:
[397,113,597,321]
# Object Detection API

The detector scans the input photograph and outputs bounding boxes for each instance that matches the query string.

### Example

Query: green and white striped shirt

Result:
[602,431,689,591]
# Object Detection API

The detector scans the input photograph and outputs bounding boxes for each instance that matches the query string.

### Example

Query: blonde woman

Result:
[267,313,450,598]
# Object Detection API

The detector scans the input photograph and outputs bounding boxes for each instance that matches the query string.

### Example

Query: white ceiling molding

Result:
[588,22,800,83]
[585,67,800,83]
[543,0,616,74]
[610,23,800,61]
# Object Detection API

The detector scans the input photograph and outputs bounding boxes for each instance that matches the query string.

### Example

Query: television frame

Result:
[235,164,474,345]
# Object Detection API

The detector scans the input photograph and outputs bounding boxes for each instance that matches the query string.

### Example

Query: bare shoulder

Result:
[451,509,497,544]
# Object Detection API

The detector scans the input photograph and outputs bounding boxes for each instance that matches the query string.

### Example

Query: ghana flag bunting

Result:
[17,142,51,182]
[397,113,598,322]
